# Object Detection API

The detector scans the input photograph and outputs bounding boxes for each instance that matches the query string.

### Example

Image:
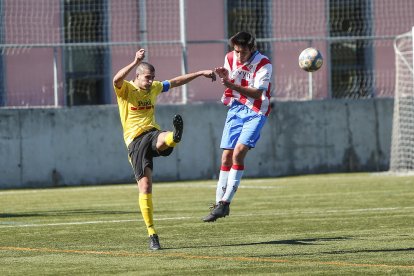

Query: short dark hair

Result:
[229,31,256,50]
[136,62,155,74]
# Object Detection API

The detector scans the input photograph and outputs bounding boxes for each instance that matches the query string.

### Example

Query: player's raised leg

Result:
[172,114,184,143]
[156,114,184,152]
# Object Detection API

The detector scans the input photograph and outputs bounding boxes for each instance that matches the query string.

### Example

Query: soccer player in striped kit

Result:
[113,48,216,249]
[203,31,272,222]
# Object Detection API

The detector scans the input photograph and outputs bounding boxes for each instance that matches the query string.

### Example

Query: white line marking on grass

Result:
[235,206,414,218]
[0,216,192,228]
[0,185,136,195]
[1,207,412,229]
[157,184,284,189]
[241,185,285,189]
[0,184,283,195]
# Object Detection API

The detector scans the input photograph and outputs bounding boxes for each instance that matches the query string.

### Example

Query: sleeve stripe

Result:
[161,80,171,92]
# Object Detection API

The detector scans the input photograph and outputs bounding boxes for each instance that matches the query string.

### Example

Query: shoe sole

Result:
[202,214,228,223]
[173,114,184,143]
[203,217,217,222]
[202,215,216,222]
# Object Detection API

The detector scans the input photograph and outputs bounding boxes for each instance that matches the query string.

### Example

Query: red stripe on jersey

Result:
[251,58,271,115]
[222,88,233,105]
[130,106,137,110]
[252,98,262,113]
[224,87,233,98]
[223,78,236,105]
[232,164,245,170]
[241,65,249,71]
[226,52,234,71]
[238,79,249,104]
[239,96,247,105]
[253,58,271,78]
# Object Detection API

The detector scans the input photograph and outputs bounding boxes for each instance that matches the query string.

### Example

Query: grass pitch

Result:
[0,173,413,275]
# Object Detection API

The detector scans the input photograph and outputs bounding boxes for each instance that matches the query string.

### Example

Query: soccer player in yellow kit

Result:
[113,49,216,250]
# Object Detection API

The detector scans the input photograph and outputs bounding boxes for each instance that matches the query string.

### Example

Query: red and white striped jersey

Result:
[221,50,272,116]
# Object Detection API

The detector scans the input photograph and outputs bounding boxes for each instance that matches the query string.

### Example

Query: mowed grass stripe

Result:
[1,173,413,275]
[1,246,414,270]
[1,206,412,228]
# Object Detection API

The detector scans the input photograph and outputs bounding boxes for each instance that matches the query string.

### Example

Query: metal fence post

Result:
[53,47,59,107]
[180,0,188,104]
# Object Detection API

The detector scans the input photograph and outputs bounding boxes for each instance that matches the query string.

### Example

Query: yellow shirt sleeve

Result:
[113,80,129,98]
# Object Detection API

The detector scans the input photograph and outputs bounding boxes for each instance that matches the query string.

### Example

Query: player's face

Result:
[137,69,155,91]
[233,45,253,64]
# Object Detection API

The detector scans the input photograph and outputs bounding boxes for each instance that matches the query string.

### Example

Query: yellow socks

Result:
[165,132,176,147]
[138,193,156,236]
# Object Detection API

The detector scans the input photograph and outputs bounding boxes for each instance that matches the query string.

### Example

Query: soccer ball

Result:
[298,47,323,72]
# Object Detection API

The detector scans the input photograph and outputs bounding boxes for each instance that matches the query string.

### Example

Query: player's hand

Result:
[214,67,229,79]
[200,70,216,82]
[134,49,145,64]
[220,77,233,88]
[204,70,216,81]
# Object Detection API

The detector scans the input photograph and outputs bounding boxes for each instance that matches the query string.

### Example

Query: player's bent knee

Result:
[158,147,173,157]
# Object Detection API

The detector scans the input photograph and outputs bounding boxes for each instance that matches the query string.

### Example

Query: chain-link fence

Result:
[0,0,413,107]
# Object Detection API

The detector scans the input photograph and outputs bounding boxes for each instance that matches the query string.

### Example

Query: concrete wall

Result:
[0,99,393,189]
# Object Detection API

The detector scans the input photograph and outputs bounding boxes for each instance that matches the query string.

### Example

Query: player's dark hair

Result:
[136,62,155,74]
[229,31,256,50]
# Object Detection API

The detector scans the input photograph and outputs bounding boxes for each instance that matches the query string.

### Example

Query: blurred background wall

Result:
[0,0,413,188]
[0,99,393,188]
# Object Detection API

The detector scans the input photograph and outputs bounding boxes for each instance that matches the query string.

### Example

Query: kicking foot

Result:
[202,201,230,222]
[172,114,184,143]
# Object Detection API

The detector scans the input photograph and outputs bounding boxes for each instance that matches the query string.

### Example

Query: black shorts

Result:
[127,129,174,181]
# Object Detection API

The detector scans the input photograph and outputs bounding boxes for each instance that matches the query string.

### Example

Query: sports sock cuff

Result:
[139,193,153,206]
[139,193,152,200]
[232,164,244,170]
[165,132,177,147]
[220,165,231,171]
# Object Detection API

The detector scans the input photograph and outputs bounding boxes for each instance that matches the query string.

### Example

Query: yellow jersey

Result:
[114,80,170,147]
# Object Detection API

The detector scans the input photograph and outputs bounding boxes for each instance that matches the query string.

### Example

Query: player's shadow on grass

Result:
[255,247,414,258]
[324,247,414,255]
[221,237,414,257]
[0,209,136,218]
[228,237,351,246]
[165,237,414,257]
[164,237,350,250]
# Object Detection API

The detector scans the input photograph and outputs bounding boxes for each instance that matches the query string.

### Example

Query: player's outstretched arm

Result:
[113,49,145,89]
[169,70,216,88]
[224,82,264,100]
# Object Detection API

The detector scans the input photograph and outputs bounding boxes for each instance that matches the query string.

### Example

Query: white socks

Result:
[216,166,230,203]
[218,165,244,203]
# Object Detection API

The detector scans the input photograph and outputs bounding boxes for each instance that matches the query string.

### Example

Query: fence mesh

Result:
[0,0,414,107]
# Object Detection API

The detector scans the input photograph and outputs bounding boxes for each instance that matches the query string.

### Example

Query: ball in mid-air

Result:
[298,47,323,72]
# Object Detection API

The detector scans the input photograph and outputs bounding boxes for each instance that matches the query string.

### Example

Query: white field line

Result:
[0,216,191,228]
[0,184,284,195]
[1,206,413,229]
[1,172,413,196]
